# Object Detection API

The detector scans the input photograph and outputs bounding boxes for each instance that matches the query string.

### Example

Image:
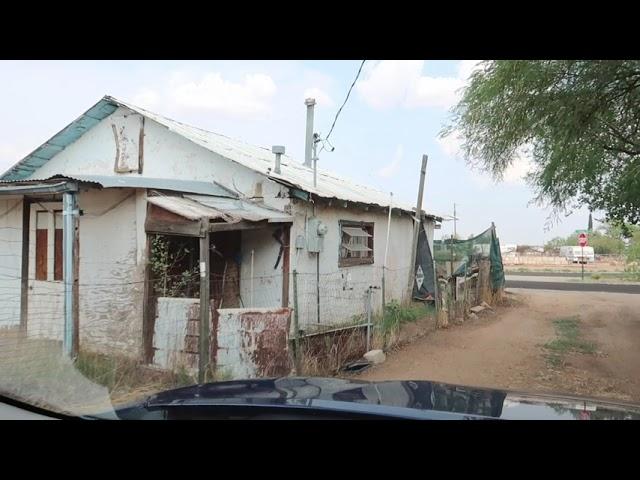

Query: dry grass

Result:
[0,328,200,412]
[298,327,368,376]
[295,301,437,376]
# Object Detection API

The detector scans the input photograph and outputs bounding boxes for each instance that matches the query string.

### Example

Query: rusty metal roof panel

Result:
[148,194,293,223]
[0,174,236,198]
[147,195,228,221]
[185,195,293,223]
[67,174,236,197]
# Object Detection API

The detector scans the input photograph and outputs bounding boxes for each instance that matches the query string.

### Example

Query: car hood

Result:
[120,377,640,420]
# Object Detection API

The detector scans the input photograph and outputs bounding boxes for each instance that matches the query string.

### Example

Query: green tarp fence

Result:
[433,225,505,291]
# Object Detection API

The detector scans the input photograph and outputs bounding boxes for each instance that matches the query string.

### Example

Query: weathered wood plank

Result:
[20,199,30,333]
[208,220,269,232]
[198,229,211,383]
[282,225,290,308]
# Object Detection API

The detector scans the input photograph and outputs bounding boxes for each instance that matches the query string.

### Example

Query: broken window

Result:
[339,221,374,267]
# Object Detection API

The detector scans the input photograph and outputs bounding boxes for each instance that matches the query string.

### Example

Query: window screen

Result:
[339,221,374,267]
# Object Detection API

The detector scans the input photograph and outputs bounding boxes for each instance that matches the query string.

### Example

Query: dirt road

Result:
[357,290,640,403]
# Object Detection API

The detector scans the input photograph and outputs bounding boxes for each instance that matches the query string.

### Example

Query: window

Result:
[35,210,64,281]
[339,221,374,267]
[54,212,63,281]
[35,211,48,281]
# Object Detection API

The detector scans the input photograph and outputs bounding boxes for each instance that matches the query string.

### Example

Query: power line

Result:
[324,60,366,144]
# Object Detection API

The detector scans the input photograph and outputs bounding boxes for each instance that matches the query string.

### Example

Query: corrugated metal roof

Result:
[147,194,293,223]
[66,174,235,197]
[0,95,442,220]
[185,195,293,223]
[0,174,235,198]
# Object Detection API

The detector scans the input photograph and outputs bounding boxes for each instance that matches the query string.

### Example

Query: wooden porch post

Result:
[198,221,211,384]
[19,198,31,334]
[281,225,291,308]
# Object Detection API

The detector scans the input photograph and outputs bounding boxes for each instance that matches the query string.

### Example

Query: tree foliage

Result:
[544,223,638,256]
[444,60,640,228]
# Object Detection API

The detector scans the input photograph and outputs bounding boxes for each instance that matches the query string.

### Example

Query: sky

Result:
[0,60,595,245]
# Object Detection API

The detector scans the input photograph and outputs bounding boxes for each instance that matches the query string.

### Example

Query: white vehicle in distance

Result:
[559,245,595,264]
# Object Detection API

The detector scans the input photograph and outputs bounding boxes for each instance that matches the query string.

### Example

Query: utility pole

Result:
[408,155,428,296]
[453,203,457,240]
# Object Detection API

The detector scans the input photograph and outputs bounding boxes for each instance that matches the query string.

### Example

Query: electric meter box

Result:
[307,218,328,253]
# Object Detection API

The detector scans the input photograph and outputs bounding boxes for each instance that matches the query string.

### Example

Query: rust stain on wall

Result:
[240,308,291,377]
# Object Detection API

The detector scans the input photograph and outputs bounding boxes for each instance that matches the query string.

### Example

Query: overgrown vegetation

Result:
[376,300,435,348]
[296,300,435,376]
[150,234,200,298]
[544,316,597,368]
[75,351,236,404]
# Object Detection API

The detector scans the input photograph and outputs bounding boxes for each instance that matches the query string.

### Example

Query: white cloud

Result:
[357,60,423,109]
[168,72,277,116]
[437,129,533,186]
[436,131,464,157]
[0,144,30,173]
[131,88,160,110]
[303,87,334,107]
[377,144,403,178]
[406,75,464,109]
[457,60,483,80]
[502,150,534,185]
[357,60,480,111]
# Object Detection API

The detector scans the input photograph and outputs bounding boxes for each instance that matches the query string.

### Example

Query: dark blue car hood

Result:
[115,377,640,420]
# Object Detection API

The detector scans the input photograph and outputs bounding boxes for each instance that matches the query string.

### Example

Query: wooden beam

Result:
[141,234,155,363]
[208,220,269,232]
[19,198,30,334]
[281,225,290,308]
[145,218,203,237]
[198,228,211,383]
[145,203,204,237]
[72,202,79,357]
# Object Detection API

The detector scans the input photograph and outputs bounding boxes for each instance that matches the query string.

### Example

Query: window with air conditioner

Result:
[339,221,374,267]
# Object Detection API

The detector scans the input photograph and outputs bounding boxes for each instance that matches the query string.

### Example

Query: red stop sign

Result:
[578,233,588,247]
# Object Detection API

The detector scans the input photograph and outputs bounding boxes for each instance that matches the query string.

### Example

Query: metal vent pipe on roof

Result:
[304,98,316,167]
[272,145,285,174]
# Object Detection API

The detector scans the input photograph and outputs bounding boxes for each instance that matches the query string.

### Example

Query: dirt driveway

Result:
[357,289,640,403]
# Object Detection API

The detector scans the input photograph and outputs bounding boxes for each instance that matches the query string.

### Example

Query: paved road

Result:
[506,279,640,294]
[506,271,622,278]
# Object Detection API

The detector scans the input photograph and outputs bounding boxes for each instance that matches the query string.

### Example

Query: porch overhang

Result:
[0,180,78,196]
[145,193,293,237]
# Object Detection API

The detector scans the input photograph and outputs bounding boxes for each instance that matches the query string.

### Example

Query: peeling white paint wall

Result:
[152,299,291,379]
[288,200,434,329]
[0,199,23,329]
[0,189,145,355]
[153,297,198,371]
[76,188,144,357]
[239,227,283,309]
[30,107,289,212]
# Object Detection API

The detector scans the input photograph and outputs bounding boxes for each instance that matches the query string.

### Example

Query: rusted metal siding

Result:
[152,297,292,378]
[216,308,292,378]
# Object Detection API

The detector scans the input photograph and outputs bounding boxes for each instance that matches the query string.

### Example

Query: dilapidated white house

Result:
[0,95,441,378]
